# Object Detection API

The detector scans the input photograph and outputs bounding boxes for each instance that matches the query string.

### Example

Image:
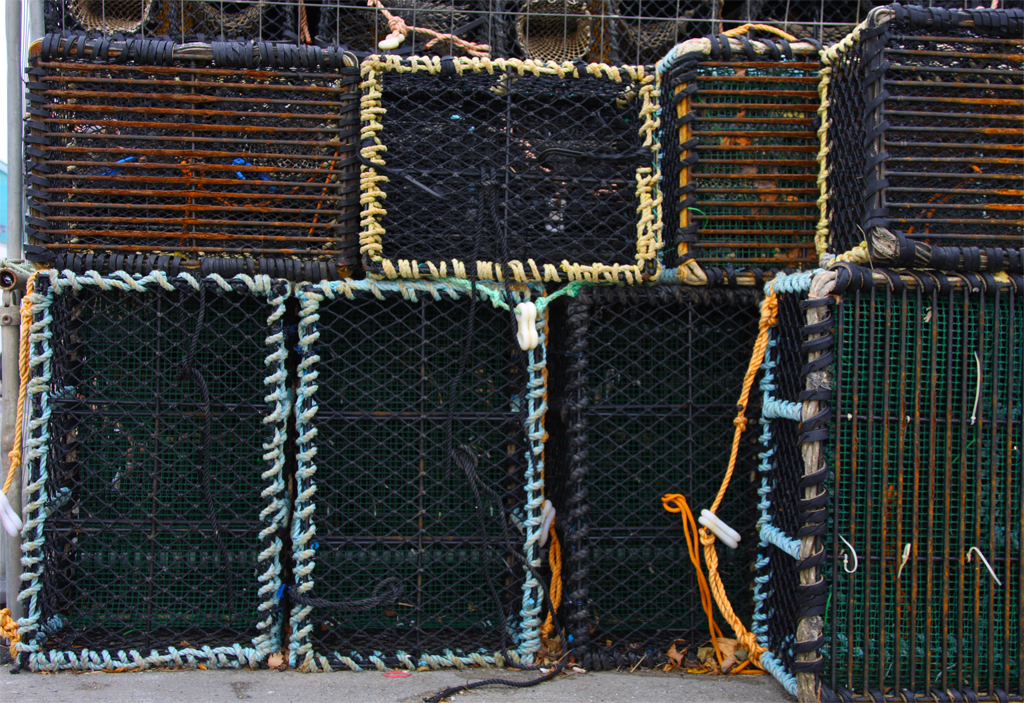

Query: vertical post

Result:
[3,0,25,618]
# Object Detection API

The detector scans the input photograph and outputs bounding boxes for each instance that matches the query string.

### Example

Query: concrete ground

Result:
[2,664,793,703]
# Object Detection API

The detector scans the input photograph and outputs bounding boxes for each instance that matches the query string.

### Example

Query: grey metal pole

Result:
[3,0,25,618]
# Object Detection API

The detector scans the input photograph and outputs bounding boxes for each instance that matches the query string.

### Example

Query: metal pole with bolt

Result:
[3,0,26,620]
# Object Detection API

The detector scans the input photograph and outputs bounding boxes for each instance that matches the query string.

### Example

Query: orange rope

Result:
[663,288,780,670]
[366,0,491,57]
[660,494,724,665]
[3,273,37,495]
[722,23,799,42]
[0,608,18,659]
[539,522,562,655]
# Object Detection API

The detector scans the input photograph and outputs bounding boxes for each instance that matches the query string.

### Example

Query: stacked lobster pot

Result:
[751,5,1024,703]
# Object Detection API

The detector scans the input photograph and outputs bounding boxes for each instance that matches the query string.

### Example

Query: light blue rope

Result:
[16,270,288,671]
[289,279,545,671]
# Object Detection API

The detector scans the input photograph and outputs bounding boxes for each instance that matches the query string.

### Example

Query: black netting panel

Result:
[617,0,719,65]
[724,0,879,44]
[773,292,805,404]
[761,542,800,675]
[823,24,866,256]
[662,44,821,268]
[25,52,360,277]
[547,285,762,669]
[826,282,1024,700]
[32,278,282,655]
[363,62,657,281]
[292,288,534,665]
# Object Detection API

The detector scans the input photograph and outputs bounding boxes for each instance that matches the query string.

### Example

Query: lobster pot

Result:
[726,0,874,44]
[545,285,762,669]
[316,0,507,56]
[359,56,662,284]
[288,280,547,671]
[757,266,1024,701]
[823,5,1024,265]
[660,34,822,270]
[24,37,359,281]
[16,271,291,672]
[43,0,163,35]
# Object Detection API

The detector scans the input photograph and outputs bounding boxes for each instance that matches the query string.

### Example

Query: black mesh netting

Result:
[24,276,287,659]
[825,280,1024,700]
[545,285,763,669]
[288,283,541,667]
[662,40,821,268]
[825,5,1024,253]
[724,0,879,44]
[24,47,360,277]
[361,60,659,282]
[618,0,719,65]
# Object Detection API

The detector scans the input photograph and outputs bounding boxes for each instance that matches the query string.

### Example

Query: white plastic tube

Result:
[539,500,556,547]
[0,490,22,537]
[698,509,740,550]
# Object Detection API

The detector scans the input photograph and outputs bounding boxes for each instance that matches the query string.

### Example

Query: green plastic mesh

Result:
[828,285,1023,698]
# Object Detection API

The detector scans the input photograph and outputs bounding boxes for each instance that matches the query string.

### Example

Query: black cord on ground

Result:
[423,658,568,703]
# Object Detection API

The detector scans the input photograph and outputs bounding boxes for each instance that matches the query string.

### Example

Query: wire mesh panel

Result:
[618,0,720,64]
[820,270,1024,702]
[659,33,822,270]
[725,0,876,45]
[748,271,835,699]
[24,36,359,281]
[545,285,762,669]
[15,270,291,671]
[360,56,662,284]
[822,4,1024,260]
[288,280,547,671]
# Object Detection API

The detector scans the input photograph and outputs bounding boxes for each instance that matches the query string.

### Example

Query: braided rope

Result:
[358,57,662,283]
[366,0,491,57]
[3,273,38,495]
[1,607,19,658]
[13,270,289,672]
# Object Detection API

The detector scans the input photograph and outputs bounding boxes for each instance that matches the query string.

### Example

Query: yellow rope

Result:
[663,287,779,669]
[0,608,18,659]
[3,273,36,495]
[722,23,799,42]
[539,522,563,656]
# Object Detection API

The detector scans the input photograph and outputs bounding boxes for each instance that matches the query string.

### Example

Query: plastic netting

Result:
[660,35,821,268]
[16,271,290,672]
[823,4,1024,255]
[545,285,762,670]
[359,57,662,284]
[825,279,1024,700]
[24,42,359,280]
[287,280,546,671]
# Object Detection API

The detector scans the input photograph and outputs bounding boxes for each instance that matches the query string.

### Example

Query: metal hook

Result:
[966,547,1002,586]
[839,535,858,574]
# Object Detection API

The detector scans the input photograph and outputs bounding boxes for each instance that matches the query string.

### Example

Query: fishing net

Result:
[823,4,1024,257]
[545,284,762,669]
[24,37,359,281]
[660,33,821,268]
[15,271,290,672]
[359,56,662,284]
[725,0,875,45]
[516,0,592,61]
[287,280,547,670]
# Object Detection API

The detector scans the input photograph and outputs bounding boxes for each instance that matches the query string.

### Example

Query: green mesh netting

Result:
[828,286,1023,697]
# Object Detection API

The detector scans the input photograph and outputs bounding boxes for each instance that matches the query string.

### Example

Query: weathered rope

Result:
[367,0,491,57]
[722,23,798,41]
[3,273,38,495]
[538,521,562,656]
[1,608,19,658]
